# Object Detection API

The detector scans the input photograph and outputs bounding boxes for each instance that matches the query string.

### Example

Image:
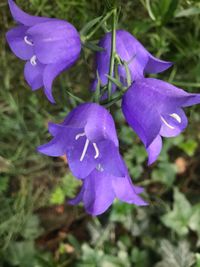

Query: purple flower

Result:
[38,103,122,179]
[69,169,147,216]
[6,0,81,103]
[38,102,147,215]
[92,29,172,90]
[122,78,200,165]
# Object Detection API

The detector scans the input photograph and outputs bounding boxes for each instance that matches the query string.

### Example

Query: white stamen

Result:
[170,113,181,123]
[93,143,99,159]
[161,116,175,129]
[80,138,90,162]
[30,55,37,66]
[75,132,86,140]
[24,36,33,46]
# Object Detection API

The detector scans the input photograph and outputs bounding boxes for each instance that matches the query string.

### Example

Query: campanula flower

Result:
[38,103,125,179]
[69,167,147,216]
[122,78,200,165]
[6,0,81,103]
[92,29,172,90]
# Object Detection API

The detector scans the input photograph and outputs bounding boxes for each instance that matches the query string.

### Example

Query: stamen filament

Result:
[93,143,99,159]
[161,116,175,129]
[80,138,90,162]
[24,36,33,46]
[75,132,86,140]
[170,113,181,123]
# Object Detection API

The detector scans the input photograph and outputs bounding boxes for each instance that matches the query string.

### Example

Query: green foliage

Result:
[156,240,195,267]
[162,188,200,239]
[50,173,81,205]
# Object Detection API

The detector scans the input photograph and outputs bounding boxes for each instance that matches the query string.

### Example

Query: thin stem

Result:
[84,10,114,41]
[107,8,117,100]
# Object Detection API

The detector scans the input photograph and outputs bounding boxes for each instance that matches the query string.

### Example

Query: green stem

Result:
[84,10,114,41]
[107,8,117,100]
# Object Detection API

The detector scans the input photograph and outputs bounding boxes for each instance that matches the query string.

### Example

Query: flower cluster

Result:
[6,1,200,215]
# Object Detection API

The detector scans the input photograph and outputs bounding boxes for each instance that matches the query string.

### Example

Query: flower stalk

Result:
[107,8,117,100]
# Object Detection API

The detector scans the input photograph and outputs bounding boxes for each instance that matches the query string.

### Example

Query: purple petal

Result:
[8,0,49,26]
[146,135,162,165]
[99,141,127,177]
[27,20,81,64]
[37,126,78,157]
[133,185,144,194]
[62,103,118,146]
[43,61,68,103]
[37,137,66,157]
[160,108,188,138]
[122,82,162,147]
[137,78,200,111]
[112,175,148,206]
[92,30,172,90]
[6,26,33,60]
[69,185,84,205]
[24,61,45,90]
[82,171,115,216]
[84,104,119,146]
[145,54,173,74]
[48,122,63,136]
[66,135,100,179]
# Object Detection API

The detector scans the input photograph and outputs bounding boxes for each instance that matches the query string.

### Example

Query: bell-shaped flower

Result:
[38,103,125,179]
[92,29,172,90]
[122,78,200,165]
[6,0,81,103]
[69,161,147,216]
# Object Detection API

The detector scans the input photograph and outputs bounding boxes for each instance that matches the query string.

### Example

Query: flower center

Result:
[30,55,37,66]
[161,113,181,129]
[75,132,100,162]
[24,36,34,46]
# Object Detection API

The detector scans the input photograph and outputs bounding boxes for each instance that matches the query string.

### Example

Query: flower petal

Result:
[8,0,49,26]
[43,62,68,103]
[82,171,115,216]
[6,26,33,60]
[98,141,127,177]
[84,104,119,146]
[160,108,188,137]
[37,126,78,157]
[146,135,162,165]
[66,135,100,179]
[122,82,161,147]
[145,54,173,74]
[24,61,45,90]
[27,20,81,64]
[137,78,200,111]
[112,176,148,206]
[61,103,118,146]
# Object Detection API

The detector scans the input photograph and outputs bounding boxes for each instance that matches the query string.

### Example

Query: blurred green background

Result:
[1,0,200,266]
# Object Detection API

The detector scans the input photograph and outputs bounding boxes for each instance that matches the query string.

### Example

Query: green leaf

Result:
[155,240,195,267]
[80,16,103,36]
[178,139,198,157]
[195,254,200,267]
[175,7,200,18]
[161,188,192,235]
[152,162,177,187]
[50,173,81,205]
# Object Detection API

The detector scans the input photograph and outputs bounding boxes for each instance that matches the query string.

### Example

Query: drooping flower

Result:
[122,78,200,165]
[38,103,123,179]
[38,102,147,214]
[6,0,81,103]
[92,29,172,90]
[69,167,147,216]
